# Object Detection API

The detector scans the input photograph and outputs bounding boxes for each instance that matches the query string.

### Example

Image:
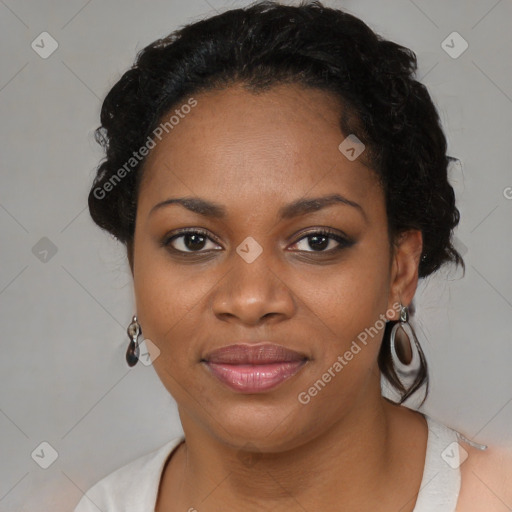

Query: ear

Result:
[387,229,423,320]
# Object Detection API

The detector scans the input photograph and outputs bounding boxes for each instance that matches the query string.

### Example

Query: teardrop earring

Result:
[126,315,141,367]
[389,304,421,376]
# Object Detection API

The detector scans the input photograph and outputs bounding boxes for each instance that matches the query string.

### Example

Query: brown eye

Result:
[290,229,353,253]
[163,229,222,253]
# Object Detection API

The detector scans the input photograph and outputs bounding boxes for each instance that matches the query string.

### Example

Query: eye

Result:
[289,229,353,253]
[162,229,222,253]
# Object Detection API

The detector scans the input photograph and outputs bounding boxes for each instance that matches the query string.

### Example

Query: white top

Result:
[73,414,470,512]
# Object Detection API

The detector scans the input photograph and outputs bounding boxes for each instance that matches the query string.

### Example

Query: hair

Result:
[88,0,464,405]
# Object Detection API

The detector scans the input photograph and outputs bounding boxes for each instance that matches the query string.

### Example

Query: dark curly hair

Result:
[88,0,464,406]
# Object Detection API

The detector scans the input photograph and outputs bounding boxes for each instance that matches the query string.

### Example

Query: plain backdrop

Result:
[0,0,511,510]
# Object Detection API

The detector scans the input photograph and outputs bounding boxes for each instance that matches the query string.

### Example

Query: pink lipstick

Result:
[202,343,307,393]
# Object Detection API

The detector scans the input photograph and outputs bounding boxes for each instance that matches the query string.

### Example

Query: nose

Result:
[210,252,296,326]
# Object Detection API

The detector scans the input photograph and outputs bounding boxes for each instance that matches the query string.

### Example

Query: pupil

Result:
[185,234,206,251]
[309,235,328,251]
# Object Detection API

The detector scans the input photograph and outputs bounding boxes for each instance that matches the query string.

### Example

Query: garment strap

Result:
[412,414,462,512]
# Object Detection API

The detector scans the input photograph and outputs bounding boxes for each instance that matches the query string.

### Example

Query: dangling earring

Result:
[389,304,421,376]
[126,315,141,367]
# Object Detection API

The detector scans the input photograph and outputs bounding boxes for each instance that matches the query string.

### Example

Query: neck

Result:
[162,389,417,511]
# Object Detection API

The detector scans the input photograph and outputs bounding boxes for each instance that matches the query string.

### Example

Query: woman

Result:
[74,1,512,510]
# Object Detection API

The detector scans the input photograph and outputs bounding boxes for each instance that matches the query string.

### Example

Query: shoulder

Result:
[73,436,184,512]
[457,441,512,511]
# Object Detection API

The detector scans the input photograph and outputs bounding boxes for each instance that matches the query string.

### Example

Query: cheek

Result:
[293,257,391,423]
[132,241,199,355]
[310,244,390,334]
[132,251,206,401]
[133,226,214,315]
[295,243,391,391]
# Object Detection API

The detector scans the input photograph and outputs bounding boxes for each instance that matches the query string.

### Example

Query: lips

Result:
[202,343,308,393]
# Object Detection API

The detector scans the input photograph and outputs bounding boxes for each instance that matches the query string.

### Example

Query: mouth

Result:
[201,343,308,393]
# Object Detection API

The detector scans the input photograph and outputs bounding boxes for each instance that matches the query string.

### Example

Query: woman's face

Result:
[132,82,420,451]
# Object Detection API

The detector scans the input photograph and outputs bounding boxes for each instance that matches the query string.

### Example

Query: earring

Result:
[126,315,141,367]
[389,304,421,376]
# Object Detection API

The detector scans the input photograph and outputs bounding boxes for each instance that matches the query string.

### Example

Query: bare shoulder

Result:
[456,441,512,511]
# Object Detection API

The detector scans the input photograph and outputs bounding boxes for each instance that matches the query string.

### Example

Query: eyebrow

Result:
[149,193,366,221]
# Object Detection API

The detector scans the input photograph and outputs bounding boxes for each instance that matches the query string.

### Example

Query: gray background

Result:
[0,0,511,510]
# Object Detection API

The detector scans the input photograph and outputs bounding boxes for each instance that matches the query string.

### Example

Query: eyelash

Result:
[161,228,353,255]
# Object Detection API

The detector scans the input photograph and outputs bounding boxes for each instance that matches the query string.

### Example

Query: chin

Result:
[203,399,311,451]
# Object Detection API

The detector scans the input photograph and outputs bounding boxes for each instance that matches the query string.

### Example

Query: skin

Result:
[456,444,512,511]
[127,83,511,511]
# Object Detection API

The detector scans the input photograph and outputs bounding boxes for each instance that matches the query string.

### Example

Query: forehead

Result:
[137,83,380,215]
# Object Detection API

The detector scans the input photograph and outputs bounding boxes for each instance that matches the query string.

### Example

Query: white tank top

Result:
[413,414,462,511]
